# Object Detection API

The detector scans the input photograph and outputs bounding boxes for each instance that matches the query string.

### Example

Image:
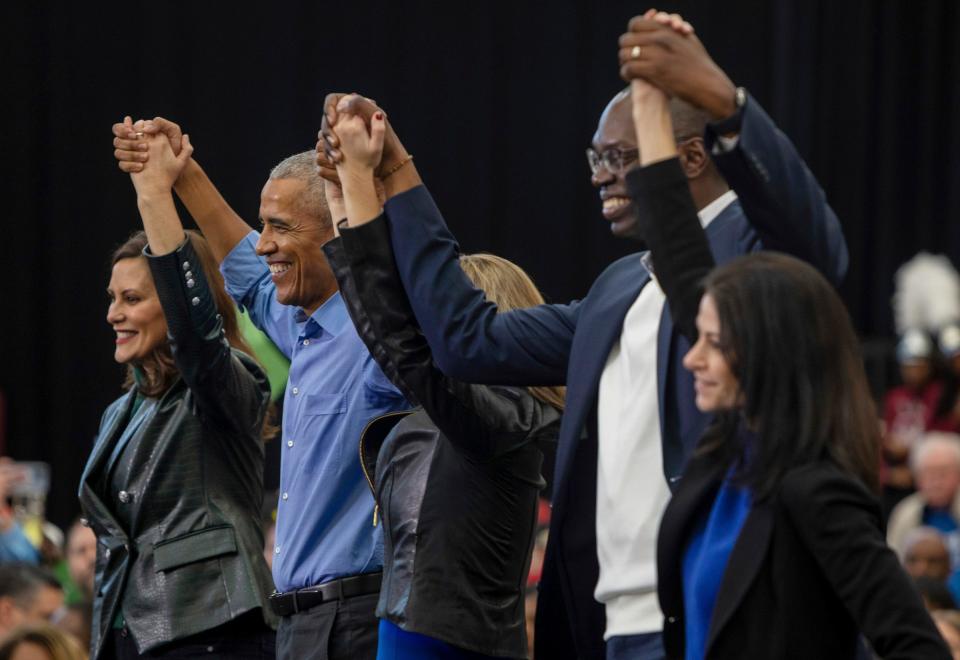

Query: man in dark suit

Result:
[319,14,847,660]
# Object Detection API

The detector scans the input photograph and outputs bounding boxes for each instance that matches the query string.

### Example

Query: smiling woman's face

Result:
[106,257,167,364]
[682,294,741,412]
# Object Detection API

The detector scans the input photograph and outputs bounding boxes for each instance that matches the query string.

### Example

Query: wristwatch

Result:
[711,86,747,137]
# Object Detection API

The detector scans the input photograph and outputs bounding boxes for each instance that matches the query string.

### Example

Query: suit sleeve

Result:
[626,158,715,344]
[707,94,848,285]
[383,185,577,386]
[326,218,560,460]
[146,239,270,439]
[781,466,951,659]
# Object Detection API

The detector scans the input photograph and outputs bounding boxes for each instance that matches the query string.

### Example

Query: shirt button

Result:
[275,546,281,554]
[292,387,299,395]
[303,339,310,346]
[287,440,294,448]
[191,297,200,306]
[282,493,289,500]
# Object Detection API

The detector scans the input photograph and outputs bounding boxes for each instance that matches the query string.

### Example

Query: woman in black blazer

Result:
[618,35,951,660]
[81,126,276,659]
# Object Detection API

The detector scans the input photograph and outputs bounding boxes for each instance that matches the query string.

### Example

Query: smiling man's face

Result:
[590,92,641,238]
[255,178,337,315]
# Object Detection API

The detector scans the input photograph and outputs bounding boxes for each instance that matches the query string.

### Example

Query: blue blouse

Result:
[681,477,752,660]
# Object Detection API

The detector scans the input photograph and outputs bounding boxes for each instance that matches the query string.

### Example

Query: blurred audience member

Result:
[0,461,38,565]
[0,623,86,660]
[0,564,64,638]
[63,521,94,603]
[902,527,952,581]
[889,433,960,566]
[882,331,944,510]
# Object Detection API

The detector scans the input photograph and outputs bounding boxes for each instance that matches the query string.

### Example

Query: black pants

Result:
[108,609,276,659]
[276,592,378,660]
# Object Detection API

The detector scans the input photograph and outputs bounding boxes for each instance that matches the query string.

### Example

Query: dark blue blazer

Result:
[383,95,848,660]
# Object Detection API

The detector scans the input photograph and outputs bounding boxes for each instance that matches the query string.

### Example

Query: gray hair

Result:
[911,432,960,473]
[269,151,330,230]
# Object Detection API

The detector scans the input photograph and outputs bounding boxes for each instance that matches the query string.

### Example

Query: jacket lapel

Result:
[78,390,137,540]
[705,495,775,652]
[657,453,725,617]
[552,259,651,514]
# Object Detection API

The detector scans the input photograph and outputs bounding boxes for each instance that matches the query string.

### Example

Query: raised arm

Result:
[326,111,558,456]
[618,17,848,285]
[128,133,269,435]
[113,116,294,354]
[316,97,576,385]
[113,117,252,263]
[623,77,716,344]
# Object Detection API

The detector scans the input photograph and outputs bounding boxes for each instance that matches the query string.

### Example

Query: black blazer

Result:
[78,240,275,659]
[632,158,949,659]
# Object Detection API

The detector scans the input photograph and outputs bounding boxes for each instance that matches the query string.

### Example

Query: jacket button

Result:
[184,271,193,279]
[182,261,191,271]
[118,490,130,503]
[191,297,200,306]
[186,279,195,288]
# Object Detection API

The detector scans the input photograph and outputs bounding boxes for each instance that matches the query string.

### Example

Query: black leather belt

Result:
[268,571,382,616]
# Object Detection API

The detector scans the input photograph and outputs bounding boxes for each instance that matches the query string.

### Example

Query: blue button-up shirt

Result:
[222,231,408,592]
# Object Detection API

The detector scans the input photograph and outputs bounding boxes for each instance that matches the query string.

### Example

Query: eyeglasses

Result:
[585,147,639,176]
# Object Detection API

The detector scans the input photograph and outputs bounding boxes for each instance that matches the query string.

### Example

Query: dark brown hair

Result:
[697,252,879,498]
[111,230,257,398]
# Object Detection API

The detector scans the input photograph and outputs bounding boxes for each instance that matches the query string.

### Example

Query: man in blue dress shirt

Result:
[111,121,409,660]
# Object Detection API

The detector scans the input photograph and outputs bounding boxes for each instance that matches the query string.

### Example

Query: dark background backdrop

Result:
[4,0,960,528]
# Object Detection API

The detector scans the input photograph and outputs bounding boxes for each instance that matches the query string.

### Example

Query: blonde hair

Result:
[458,253,565,411]
[0,624,88,660]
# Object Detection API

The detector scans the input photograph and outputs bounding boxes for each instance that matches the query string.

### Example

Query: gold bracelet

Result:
[382,154,414,178]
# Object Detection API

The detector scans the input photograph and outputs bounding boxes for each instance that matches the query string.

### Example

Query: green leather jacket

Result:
[79,239,276,659]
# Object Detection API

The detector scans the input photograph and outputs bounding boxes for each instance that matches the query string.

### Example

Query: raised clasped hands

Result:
[618,8,737,121]
[128,126,193,199]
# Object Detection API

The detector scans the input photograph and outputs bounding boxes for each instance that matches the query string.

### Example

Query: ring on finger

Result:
[135,131,144,139]
[630,45,642,59]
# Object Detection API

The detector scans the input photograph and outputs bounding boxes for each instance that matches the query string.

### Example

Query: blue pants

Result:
[606,632,666,660]
[376,620,497,659]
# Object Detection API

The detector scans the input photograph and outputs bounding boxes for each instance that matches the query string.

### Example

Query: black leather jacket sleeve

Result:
[626,158,716,344]
[324,217,558,461]
[145,238,268,436]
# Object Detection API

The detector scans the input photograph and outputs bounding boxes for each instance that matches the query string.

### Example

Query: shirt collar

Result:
[293,291,351,336]
[698,189,738,229]
[640,189,739,276]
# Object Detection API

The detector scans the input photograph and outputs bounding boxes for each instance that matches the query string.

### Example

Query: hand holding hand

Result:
[317,93,409,182]
[333,96,387,175]
[113,116,184,174]
[129,132,194,198]
[618,11,737,121]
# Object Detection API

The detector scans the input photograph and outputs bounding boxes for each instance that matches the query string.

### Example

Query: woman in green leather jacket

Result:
[79,127,276,659]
